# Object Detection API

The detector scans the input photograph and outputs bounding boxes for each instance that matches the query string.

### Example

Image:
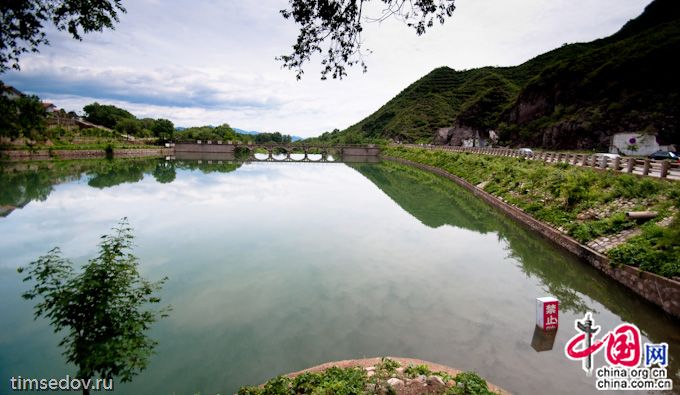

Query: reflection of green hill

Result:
[351,161,590,311]
[175,160,241,174]
[87,159,157,189]
[0,169,55,208]
[350,161,495,232]
[352,161,679,359]
[0,159,244,212]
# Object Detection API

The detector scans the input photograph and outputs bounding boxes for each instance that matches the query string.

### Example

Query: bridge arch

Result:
[234,146,253,160]
[304,146,327,162]
[270,146,290,161]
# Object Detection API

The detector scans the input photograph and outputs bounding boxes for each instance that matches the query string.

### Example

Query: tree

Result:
[3,1,457,80]
[115,117,142,136]
[279,0,457,79]
[17,219,169,394]
[152,118,174,141]
[0,92,46,138]
[0,0,126,72]
[83,102,135,129]
[214,123,237,140]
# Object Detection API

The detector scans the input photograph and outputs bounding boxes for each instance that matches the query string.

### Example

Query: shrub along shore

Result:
[239,357,504,395]
[383,146,680,280]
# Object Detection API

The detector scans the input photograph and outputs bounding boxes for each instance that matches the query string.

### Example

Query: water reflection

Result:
[0,158,678,395]
[350,161,680,391]
[531,326,558,352]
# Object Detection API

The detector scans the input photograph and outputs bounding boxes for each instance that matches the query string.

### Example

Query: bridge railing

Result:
[174,140,378,148]
[398,144,680,181]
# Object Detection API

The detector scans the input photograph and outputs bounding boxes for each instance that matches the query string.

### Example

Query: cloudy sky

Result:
[3,0,651,137]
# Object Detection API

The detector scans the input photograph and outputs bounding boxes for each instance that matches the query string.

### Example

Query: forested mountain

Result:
[333,0,679,149]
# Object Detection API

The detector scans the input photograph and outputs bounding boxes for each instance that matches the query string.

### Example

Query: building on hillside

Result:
[0,84,25,100]
[609,133,676,156]
[42,102,58,113]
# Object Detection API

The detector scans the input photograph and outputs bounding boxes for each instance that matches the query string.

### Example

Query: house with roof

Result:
[42,102,58,113]
[0,83,25,100]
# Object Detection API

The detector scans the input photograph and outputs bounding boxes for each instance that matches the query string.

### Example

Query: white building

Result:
[609,133,675,156]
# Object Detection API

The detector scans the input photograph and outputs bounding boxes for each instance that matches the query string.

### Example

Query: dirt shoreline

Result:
[281,357,510,394]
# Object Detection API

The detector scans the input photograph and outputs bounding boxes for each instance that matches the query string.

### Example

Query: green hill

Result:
[320,0,680,149]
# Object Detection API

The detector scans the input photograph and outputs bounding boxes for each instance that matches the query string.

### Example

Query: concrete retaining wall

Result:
[175,142,235,153]
[113,148,174,158]
[1,148,173,161]
[387,156,680,319]
[343,147,381,156]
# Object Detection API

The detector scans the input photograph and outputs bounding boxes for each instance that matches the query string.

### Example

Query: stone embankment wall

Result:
[112,148,174,158]
[343,147,381,156]
[174,142,235,153]
[1,148,173,161]
[387,156,680,319]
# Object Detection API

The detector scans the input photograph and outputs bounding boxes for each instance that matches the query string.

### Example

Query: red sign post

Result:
[536,297,559,330]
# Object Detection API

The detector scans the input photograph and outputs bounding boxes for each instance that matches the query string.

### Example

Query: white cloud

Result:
[2,0,651,137]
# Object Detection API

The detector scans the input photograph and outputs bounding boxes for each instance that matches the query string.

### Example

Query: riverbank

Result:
[383,146,680,318]
[0,147,173,160]
[239,357,508,395]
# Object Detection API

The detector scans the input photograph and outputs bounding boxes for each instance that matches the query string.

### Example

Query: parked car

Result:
[518,148,534,155]
[648,150,680,162]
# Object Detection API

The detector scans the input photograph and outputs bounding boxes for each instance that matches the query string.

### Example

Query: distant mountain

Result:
[338,0,680,149]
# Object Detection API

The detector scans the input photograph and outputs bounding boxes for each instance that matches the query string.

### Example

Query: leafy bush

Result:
[448,372,495,395]
[608,220,680,278]
[404,364,432,378]
[238,367,367,395]
[568,213,636,243]
[376,357,400,374]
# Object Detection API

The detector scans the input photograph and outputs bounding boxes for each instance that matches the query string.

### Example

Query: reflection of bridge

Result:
[173,142,380,162]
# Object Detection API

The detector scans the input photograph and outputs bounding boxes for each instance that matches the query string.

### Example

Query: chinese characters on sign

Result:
[536,296,559,330]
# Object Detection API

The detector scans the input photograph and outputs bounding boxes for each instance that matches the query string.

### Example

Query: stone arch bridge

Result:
[173,141,380,162]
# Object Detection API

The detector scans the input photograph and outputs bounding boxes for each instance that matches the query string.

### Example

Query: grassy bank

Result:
[384,147,680,279]
[238,358,499,395]
[0,127,160,152]
[0,142,159,151]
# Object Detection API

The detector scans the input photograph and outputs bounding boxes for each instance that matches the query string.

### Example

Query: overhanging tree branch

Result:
[278,0,456,80]
[0,0,126,73]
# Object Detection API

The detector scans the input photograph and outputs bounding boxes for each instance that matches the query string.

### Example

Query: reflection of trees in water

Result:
[152,162,176,184]
[87,160,155,189]
[0,169,55,210]
[351,161,601,312]
[351,162,496,232]
[0,160,119,209]
[350,161,675,318]
[352,160,680,376]
[0,159,244,211]
[173,160,241,174]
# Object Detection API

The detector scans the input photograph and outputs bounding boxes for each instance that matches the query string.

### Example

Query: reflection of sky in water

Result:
[0,162,678,395]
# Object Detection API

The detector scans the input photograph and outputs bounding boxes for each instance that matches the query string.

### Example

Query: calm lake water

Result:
[0,158,678,395]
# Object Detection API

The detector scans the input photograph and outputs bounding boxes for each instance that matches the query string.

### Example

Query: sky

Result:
[2,0,652,138]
